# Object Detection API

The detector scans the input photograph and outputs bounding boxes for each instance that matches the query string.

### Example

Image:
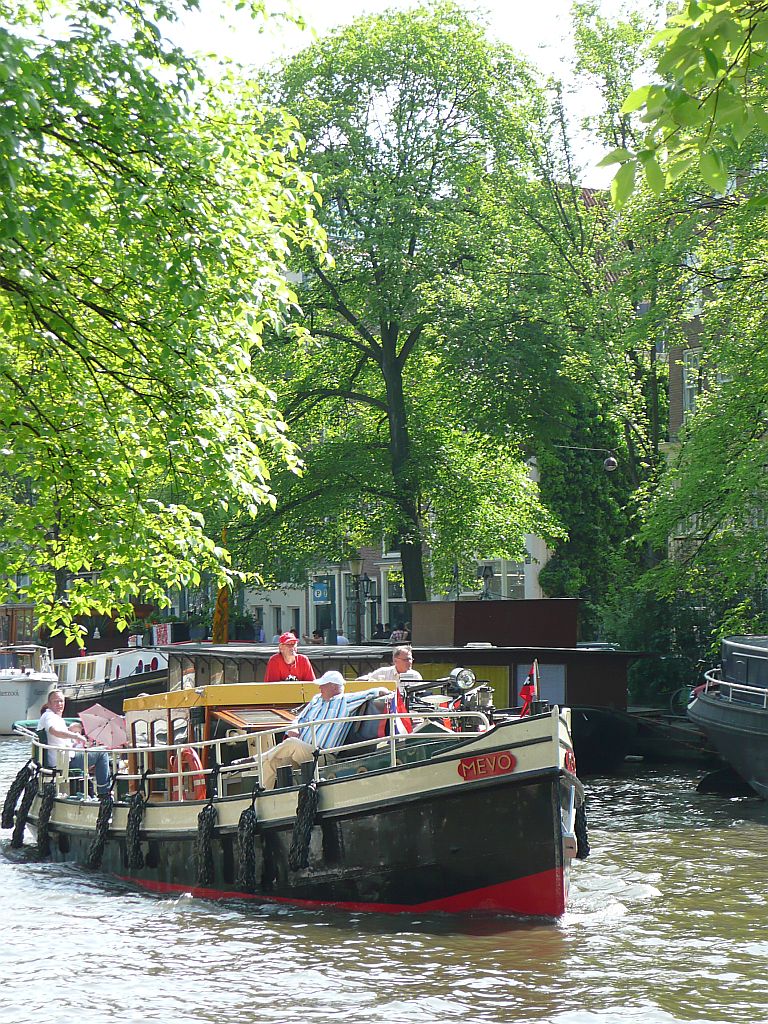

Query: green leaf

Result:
[621,85,652,115]
[610,160,636,208]
[699,148,728,192]
[597,147,633,167]
[643,156,666,194]
[703,47,721,77]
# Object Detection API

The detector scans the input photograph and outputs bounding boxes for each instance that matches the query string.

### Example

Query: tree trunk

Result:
[381,326,427,602]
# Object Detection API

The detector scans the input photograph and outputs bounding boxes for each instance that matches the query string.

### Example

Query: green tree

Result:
[241,1,562,601]
[603,0,768,201]
[0,0,324,639]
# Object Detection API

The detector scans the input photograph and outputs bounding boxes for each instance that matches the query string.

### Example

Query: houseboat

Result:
[3,669,588,918]
[54,646,169,715]
[688,635,768,799]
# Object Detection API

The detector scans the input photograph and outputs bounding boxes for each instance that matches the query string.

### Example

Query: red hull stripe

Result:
[117,867,566,918]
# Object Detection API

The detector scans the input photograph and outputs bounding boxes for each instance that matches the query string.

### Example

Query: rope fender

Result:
[85,793,114,870]
[36,781,57,859]
[236,791,261,892]
[196,802,218,887]
[289,778,319,871]
[2,760,35,830]
[126,779,148,870]
[11,765,40,849]
[575,801,590,860]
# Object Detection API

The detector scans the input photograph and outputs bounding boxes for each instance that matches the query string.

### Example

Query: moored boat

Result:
[2,672,588,918]
[54,646,170,715]
[688,635,768,799]
[0,645,58,735]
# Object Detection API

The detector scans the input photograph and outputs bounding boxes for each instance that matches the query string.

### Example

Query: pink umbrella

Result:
[78,703,129,748]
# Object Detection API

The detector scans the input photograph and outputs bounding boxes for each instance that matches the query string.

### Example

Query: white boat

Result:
[54,646,169,715]
[0,645,58,734]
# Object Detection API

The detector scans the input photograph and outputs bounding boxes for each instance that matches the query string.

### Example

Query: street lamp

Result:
[345,556,372,643]
[553,445,619,472]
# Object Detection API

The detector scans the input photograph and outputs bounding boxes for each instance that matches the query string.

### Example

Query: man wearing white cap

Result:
[260,670,389,789]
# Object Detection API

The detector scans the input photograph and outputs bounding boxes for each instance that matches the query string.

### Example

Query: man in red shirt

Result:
[264,632,316,682]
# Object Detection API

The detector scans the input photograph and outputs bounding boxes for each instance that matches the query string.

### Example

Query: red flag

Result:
[377,689,413,736]
[395,688,413,733]
[519,660,539,717]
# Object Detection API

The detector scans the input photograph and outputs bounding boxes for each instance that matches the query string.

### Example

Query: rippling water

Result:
[2,735,767,1024]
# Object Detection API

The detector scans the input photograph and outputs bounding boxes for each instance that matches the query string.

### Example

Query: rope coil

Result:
[86,794,114,870]
[196,802,218,887]
[2,760,36,830]
[236,791,260,892]
[11,766,40,848]
[36,781,57,859]
[125,782,148,870]
[575,801,590,860]
[288,779,319,871]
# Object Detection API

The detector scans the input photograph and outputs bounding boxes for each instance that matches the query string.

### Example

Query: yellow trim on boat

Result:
[123,681,317,712]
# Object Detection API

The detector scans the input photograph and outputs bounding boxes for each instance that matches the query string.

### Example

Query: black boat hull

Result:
[688,692,768,799]
[21,708,579,917]
[32,770,569,916]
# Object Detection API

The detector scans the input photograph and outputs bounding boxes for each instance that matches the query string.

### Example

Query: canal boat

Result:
[688,635,768,799]
[0,645,58,735]
[54,646,170,716]
[2,670,587,918]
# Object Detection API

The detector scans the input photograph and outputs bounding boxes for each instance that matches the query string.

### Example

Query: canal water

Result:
[2,734,767,1024]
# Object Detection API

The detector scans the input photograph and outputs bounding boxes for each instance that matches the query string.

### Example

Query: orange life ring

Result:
[169,747,207,801]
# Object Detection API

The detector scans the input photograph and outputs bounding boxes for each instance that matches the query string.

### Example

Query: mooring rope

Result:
[236,789,261,892]
[288,777,319,871]
[36,781,57,859]
[575,801,590,860]
[125,773,149,870]
[11,766,40,849]
[86,793,114,870]
[2,760,35,830]
[196,801,218,887]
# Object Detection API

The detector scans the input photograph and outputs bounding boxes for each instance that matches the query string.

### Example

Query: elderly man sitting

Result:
[260,670,389,789]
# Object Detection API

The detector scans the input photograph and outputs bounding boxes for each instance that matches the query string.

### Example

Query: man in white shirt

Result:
[38,690,111,796]
[356,645,422,684]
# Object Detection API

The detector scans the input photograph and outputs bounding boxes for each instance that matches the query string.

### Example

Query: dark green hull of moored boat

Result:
[688,635,768,800]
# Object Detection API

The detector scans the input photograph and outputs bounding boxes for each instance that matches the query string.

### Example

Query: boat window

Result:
[171,716,189,744]
[105,658,113,679]
[132,720,149,746]
[76,660,97,683]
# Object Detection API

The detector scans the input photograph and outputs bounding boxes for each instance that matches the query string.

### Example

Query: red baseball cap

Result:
[278,632,298,645]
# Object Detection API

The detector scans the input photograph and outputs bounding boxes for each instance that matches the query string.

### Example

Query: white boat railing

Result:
[20,707,493,802]
[702,668,768,709]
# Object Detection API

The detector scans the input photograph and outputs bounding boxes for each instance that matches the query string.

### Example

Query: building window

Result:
[682,349,701,417]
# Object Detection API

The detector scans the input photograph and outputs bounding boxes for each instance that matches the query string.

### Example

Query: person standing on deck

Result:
[264,633,316,682]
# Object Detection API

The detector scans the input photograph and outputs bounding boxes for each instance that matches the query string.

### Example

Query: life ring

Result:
[169,747,207,801]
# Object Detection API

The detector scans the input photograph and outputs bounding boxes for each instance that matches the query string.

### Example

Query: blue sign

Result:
[312,582,329,604]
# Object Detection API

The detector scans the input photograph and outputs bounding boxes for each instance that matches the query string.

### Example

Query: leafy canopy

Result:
[601,1,768,203]
[0,0,324,639]
[238,1,562,599]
